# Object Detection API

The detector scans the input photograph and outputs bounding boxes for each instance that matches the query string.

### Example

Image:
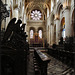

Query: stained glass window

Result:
[30,30,34,38]
[62,29,65,38]
[39,30,42,38]
[62,24,65,41]
[31,10,42,20]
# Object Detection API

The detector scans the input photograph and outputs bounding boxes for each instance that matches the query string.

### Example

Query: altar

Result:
[30,33,43,47]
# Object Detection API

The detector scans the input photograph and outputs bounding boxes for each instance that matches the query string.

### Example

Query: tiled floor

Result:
[47,55,74,75]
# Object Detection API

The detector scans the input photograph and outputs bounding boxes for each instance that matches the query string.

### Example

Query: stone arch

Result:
[38,27,43,32]
[29,27,35,32]
[56,2,63,18]
[25,2,50,19]
[27,7,45,14]
[25,2,49,12]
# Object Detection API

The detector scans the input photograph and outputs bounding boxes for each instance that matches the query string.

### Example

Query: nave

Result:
[0,0,75,75]
[0,17,75,75]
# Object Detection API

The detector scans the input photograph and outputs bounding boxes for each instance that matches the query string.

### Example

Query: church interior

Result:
[0,0,75,75]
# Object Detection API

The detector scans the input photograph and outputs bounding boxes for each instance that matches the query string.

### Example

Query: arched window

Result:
[62,28,65,38]
[30,30,34,38]
[39,30,42,38]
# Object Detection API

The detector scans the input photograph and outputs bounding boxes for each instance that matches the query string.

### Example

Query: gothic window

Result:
[39,30,42,38]
[31,10,42,20]
[30,30,34,38]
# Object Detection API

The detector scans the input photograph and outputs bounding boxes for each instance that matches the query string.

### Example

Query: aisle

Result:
[27,51,35,75]
[47,55,74,75]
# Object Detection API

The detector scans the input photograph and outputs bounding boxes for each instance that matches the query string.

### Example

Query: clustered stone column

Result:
[56,18,60,45]
[48,26,50,45]
[50,23,54,45]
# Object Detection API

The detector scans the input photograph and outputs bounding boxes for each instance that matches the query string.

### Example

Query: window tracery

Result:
[31,10,42,20]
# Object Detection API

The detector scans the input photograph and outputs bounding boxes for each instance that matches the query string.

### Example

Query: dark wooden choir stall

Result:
[33,49,51,75]
[0,1,9,75]
[47,36,75,73]
[1,18,29,75]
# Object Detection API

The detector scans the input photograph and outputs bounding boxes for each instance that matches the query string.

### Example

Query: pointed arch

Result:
[56,2,63,18]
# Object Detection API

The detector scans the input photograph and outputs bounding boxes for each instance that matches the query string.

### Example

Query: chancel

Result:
[0,0,75,75]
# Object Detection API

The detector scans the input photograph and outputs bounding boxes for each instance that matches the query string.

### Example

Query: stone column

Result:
[51,24,54,45]
[64,7,72,37]
[47,26,49,43]
[26,26,29,43]
[35,28,38,33]
[29,14,31,20]
[48,26,50,45]
[56,19,60,45]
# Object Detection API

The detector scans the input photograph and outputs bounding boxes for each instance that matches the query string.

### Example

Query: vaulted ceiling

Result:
[25,0,51,15]
[25,0,51,3]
